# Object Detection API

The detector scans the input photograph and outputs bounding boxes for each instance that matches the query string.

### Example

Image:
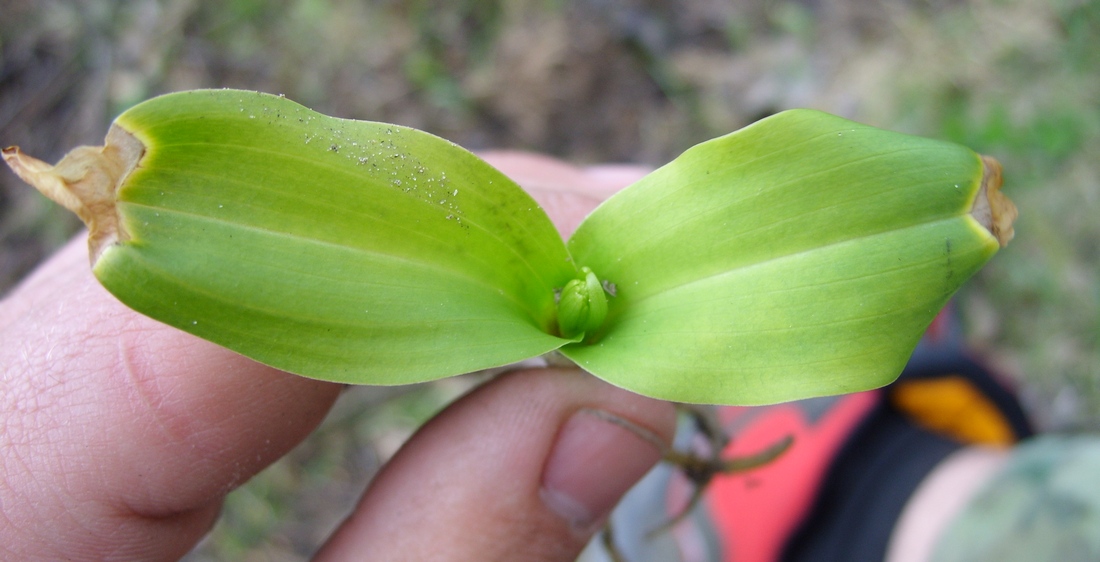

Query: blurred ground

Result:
[1,0,1098,559]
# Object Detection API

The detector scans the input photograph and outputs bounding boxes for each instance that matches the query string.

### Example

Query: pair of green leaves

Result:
[3,90,1014,405]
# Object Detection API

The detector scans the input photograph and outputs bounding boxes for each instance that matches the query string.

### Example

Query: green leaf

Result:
[5,94,1013,406]
[89,90,577,384]
[562,109,1003,404]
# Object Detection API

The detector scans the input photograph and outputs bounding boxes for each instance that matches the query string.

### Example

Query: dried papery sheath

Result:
[969,155,1017,247]
[4,126,142,261]
[5,95,1014,405]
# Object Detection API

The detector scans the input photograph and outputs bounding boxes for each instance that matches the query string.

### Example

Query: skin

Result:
[0,152,676,561]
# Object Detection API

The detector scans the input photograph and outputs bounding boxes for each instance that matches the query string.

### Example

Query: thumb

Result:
[313,368,677,561]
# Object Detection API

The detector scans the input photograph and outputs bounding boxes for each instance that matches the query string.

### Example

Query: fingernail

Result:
[540,408,665,534]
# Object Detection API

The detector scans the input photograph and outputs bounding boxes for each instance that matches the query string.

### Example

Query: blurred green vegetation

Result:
[1,0,1098,559]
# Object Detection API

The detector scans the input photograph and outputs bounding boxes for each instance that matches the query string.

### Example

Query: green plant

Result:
[3,89,1015,406]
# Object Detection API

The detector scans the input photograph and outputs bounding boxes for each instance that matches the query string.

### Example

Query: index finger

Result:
[479,150,651,238]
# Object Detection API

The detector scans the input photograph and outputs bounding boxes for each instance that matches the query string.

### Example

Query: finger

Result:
[479,150,651,238]
[0,236,343,560]
[314,368,677,562]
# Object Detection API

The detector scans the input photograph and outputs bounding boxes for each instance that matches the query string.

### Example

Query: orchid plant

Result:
[3,89,1015,407]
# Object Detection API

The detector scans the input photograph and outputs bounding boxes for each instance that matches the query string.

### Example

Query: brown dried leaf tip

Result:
[969,155,1017,248]
[3,124,144,263]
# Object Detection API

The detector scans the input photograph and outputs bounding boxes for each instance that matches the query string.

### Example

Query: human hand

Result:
[0,151,676,561]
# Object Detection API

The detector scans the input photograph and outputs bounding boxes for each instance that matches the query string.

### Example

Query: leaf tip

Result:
[3,124,144,263]
[969,155,1016,248]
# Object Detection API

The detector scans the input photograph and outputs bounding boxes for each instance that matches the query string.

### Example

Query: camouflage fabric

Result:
[933,435,1100,562]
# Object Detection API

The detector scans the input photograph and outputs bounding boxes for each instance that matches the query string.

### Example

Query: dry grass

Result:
[2,0,1098,558]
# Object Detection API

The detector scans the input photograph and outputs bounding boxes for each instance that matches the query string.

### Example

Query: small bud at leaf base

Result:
[557,267,609,339]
